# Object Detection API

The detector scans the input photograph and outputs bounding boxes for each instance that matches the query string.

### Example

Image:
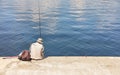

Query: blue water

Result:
[0,0,120,56]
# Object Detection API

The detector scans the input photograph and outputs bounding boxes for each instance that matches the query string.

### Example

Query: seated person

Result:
[30,38,44,60]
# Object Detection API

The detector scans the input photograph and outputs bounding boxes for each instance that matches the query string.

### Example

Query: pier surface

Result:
[0,56,120,75]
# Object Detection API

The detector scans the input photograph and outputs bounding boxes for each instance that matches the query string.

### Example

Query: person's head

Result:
[37,38,43,44]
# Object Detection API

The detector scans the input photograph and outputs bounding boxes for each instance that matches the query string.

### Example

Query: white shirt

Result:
[30,42,44,59]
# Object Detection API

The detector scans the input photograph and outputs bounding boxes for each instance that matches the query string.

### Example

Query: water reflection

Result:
[40,0,60,34]
[13,0,61,34]
[96,0,120,33]
[14,0,38,22]
[70,0,85,21]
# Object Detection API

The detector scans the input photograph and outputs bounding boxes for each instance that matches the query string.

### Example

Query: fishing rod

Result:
[38,0,42,38]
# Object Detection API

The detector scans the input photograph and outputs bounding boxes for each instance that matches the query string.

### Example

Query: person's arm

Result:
[42,48,44,57]
[41,46,44,58]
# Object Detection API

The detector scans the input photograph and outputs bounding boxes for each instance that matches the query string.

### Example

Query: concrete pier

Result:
[0,56,120,75]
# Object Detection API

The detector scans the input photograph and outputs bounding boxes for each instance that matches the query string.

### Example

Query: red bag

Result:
[18,50,31,61]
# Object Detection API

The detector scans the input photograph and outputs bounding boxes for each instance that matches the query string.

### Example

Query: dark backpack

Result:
[18,50,31,61]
